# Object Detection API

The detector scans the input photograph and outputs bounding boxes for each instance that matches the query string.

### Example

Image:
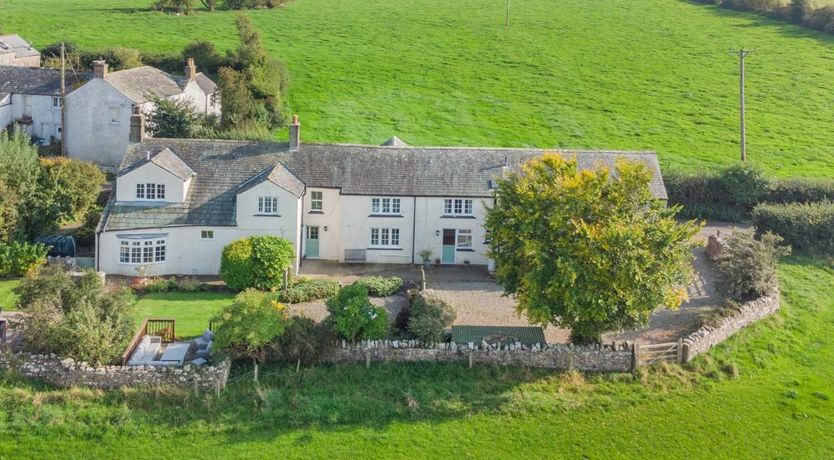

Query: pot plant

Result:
[419,249,433,268]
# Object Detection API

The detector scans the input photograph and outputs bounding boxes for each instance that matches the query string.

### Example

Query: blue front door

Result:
[441,229,456,264]
[305,226,319,259]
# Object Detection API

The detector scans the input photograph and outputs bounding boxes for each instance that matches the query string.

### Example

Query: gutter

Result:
[411,196,416,264]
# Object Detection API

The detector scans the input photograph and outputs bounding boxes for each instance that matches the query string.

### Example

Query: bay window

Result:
[119,238,166,264]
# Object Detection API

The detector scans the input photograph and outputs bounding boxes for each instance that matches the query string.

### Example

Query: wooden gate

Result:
[634,340,685,367]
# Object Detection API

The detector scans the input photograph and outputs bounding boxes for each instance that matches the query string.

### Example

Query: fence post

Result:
[365,351,371,369]
[214,378,221,398]
[631,343,640,372]
[468,351,473,369]
[677,338,684,363]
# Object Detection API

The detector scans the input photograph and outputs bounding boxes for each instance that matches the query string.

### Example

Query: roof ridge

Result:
[302,142,656,154]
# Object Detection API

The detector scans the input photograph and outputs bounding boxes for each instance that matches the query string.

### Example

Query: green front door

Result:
[305,226,319,259]
[441,229,456,264]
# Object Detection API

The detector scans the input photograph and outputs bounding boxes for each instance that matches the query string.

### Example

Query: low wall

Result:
[0,352,230,392]
[325,340,634,372]
[683,289,780,361]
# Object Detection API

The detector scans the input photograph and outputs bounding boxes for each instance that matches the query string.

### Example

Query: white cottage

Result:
[95,116,668,276]
[64,58,219,169]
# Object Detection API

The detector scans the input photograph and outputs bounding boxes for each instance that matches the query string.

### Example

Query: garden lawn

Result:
[0,279,20,311]
[132,292,234,339]
[2,0,834,177]
[0,256,833,458]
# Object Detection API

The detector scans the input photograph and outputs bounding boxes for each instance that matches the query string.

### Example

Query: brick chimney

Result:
[129,106,145,143]
[92,59,108,79]
[184,58,196,82]
[289,114,300,151]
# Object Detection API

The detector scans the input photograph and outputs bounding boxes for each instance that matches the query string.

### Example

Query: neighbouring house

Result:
[95,115,668,277]
[64,58,220,169]
[0,35,41,67]
[0,66,89,144]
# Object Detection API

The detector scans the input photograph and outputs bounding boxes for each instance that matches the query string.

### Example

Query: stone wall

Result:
[325,340,634,372]
[0,352,230,392]
[683,289,780,361]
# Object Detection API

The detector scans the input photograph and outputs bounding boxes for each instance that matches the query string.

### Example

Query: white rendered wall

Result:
[64,79,134,168]
[300,187,342,261]
[115,162,190,203]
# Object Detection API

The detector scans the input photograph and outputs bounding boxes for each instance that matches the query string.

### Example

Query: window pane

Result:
[155,244,166,262]
[382,198,390,213]
[157,184,165,199]
[391,229,400,246]
[464,200,473,215]
[444,199,452,214]
[457,229,472,248]
[136,184,145,199]
[392,199,400,214]
[370,228,379,246]
[131,246,141,263]
[381,228,389,245]
[454,199,463,214]
[147,183,156,200]
[372,198,380,214]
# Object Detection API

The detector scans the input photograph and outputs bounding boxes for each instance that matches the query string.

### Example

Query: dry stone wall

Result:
[0,352,230,391]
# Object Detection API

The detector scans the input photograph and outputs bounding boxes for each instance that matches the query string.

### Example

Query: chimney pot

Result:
[92,59,108,79]
[289,114,301,151]
[184,58,196,82]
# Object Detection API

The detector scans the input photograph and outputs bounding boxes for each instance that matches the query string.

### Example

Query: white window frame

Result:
[201,230,214,240]
[443,198,474,216]
[258,196,279,215]
[136,183,166,201]
[369,228,400,248]
[371,197,401,215]
[456,229,473,249]
[310,191,323,211]
[118,238,167,265]
[52,97,62,108]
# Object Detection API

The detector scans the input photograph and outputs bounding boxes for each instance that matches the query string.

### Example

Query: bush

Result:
[144,277,178,293]
[0,241,48,277]
[220,235,295,291]
[352,276,404,297]
[177,276,205,292]
[714,229,790,301]
[325,284,389,342]
[277,279,340,304]
[666,164,772,221]
[272,316,334,369]
[407,292,456,344]
[72,205,103,248]
[752,201,834,254]
[763,179,834,204]
[182,41,225,74]
[152,0,196,14]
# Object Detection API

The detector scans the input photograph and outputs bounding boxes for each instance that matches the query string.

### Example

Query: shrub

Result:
[407,293,456,344]
[220,235,295,291]
[144,277,178,293]
[353,276,404,297]
[176,276,205,292]
[277,279,340,304]
[272,316,334,369]
[763,179,834,204]
[666,164,770,221]
[72,205,102,247]
[182,41,225,73]
[153,0,196,14]
[325,284,389,342]
[0,241,48,277]
[752,201,834,254]
[714,229,790,301]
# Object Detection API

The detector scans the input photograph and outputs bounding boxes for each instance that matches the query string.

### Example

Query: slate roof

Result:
[102,139,667,231]
[0,66,90,96]
[106,66,186,103]
[117,147,196,180]
[237,163,305,197]
[194,73,217,94]
[0,35,39,59]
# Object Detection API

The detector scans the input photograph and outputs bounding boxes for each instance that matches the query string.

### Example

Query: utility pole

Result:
[730,48,754,162]
[506,0,510,27]
[60,41,66,156]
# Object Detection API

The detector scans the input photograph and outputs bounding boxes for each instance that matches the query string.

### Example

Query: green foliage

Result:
[224,0,283,10]
[211,289,287,363]
[352,276,404,297]
[71,205,103,247]
[182,40,224,73]
[0,242,48,277]
[219,235,295,291]
[277,278,340,304]
[666,163,769,221]
[407,292,456,343]
[752,201,834,255]
[487,154,699,344]
[325,284,388,342]
[152,0,196,14]
[217,66,257,129]
[762,179,834,204]
[714,229,791,301]
[145,96,201,138]
[709,0,834,34]
[29,157,106,236]
[17,266,135,364]
[0,129,39,240]
[143,277,179,293]
[272,315,334,368]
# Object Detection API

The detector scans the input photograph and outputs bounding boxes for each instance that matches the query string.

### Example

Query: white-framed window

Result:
[371,197,401,215]
[370,228,400,247]
[201,230,214,240]
[109,107,121,124]
[136,183,165,201]
[52,97,62,108]
[457,229,473,249]
[119,238,166,264]
[443,198,474,216]
[210,93,218,108]
[310,191,323,211]
[258,196,279,215]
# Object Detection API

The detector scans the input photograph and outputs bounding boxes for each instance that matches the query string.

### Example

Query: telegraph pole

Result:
[60,41,66,156]
[506,0,510,27]
[730,48,754,162]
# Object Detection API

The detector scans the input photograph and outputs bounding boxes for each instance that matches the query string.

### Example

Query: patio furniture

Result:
[160,342,191,366]
[126,335,162,366]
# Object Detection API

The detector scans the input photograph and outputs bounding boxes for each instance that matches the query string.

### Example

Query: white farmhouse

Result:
[64,58,219,169]
[0,35,41,67]
[95,115,668,276]
[0,66,89,144]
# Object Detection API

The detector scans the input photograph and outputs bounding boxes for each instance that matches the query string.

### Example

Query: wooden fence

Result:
[633,339,685,368]
[121,318,176,365]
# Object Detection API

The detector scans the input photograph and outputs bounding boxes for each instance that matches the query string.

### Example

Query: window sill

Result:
[368,214,404,218]
[308,210,324,214]
[253,214,282,217]
[367,247,403,251]
[118,261,166,265]
[456,248,475,252]
[440,215,476,219]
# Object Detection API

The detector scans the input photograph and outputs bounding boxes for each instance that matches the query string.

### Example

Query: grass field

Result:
[133,291,233,338]
[0,279,20,311]
[0,256,833,458]
[2,0,834,177]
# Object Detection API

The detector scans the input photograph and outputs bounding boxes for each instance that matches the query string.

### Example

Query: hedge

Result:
[277,279,340,304]
[220,236,295,291]
[0,241,48,277]
[752,201,834,255]
[352,276,404,297]
[762,179,834,204]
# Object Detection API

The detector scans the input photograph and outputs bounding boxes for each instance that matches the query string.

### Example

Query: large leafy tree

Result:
[486,154,699,344]
[146,96,200,138]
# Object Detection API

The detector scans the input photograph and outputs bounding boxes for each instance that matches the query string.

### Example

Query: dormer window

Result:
[136,183,166,201]
[371,197,401,215]
[258,196,279,215]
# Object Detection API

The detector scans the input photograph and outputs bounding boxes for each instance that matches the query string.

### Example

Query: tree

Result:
[182,41,223,73]
[211,289,288,381]
[325,284,389,342]
[146,96,200,138]
[0,129,40,240]
[27,157,105,237]
[274,316,334,371]
[485,154,699,344]
[220,235,296,291]
[715,229,790,301]
[217,66,257,129]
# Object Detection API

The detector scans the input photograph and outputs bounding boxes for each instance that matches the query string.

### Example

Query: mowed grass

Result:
[132,291,234,338]
[0,279,20,310]
[0,256,833,458]
[2,0,834,177]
